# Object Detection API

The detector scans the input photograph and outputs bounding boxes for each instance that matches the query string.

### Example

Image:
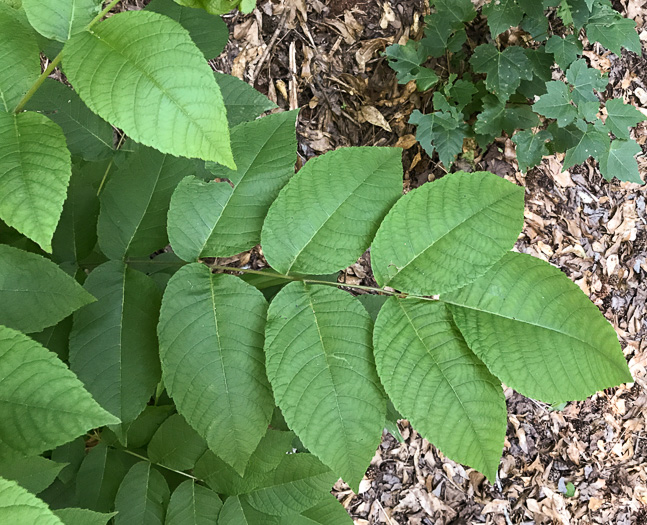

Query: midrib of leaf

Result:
[67,2,76,40]
[383,190,514,286]
[86,28,214,146]
[284,172,377,274]
[118,267,127,419]
[396,301,489,464]
[63,106,114,149]
[208,277,232,424]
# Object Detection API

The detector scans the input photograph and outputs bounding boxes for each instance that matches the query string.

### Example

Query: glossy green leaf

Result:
[166,481,223,525]
[0,111,71,251]
[409,109,469,168]
[563,123,609,169]
[242,454,338,516]
[384,41,438,91]
[168,110,298,260]
[0,325,119,461]
[0,245,94,332]
[25,79,113,161]
[147,0,228,59]
[599,139,642,183]
[470,45,532,101]
[444,252,633,403]
[0,456,66,494]
[147,414,208,471]
[0,4,39,112]
[604,98,646,140]
[483,0,524,38]
[545,34,583,71]
[53,508,116,525]
[265,282,385,490]
[114,462,170,525]
[262,147,402,275]
[371,171,524,295]
[214,72,277,128]
[98,146,194,260]
[69,261,162,424]
[63,11,234,167]
[0,476,63,525]
[157,264,273,474]
[533,81,578,127]
[22,0,100,42]
[512,130,552,172]
[373,298,506,481]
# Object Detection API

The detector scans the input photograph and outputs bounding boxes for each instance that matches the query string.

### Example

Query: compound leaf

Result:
[168,110,298,260]
[545,34,583,71]
[214,72,277,128]
[512,129,552,172]
[64,11,234,167]
[166,481,223,525]
[69,261,162,424]
[533,81,578,127]
[0,245,94,333]
[371,171,524,295]
[265,282,385,490]
[373,298,507,481]
[262,147,402,275]
[0,111,71,252]
[0,325,119,461]
[98,146,195,260]
[157,264,273,474]
[114,462,170,525]
[0,476,63,525]
[22,0,100,42]
[599,139,642,183]
[147,414,208,471]
[604,98,646,140]
[146,0,228,59]
[470,44,532,101]
[444,252,633,403]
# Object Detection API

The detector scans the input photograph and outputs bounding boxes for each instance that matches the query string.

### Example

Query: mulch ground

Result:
[210,0,647,522]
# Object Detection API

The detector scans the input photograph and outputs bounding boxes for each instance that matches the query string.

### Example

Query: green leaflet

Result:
[444,252,633,403]
[69,261,162,424]
[533,81,578,127]
[146,0,228,59]
[599,139,643,183]
[114,462,170,525]
[545,34,583,71]
[147,414,208,471]
[168,110,298,260]
[213,72,277,127]
[373,299,507,482]
[63,11,234,167]
[512,130,553,172]
[25,79,114,161]
[0,245,94,333]
[0,325,119,461]
[0,456,66,494]
[22,0,100,42]
[0,476,63,525]
[279,494,354,525]
[0,111,72,252]
[409,109,468,168]
[98,146,195,260]
[242,454,338,516]
[385,41,439,91]
[604,98,646,140]
[53,508,116,525]
[166,480,223,525]
[262,147,403,275]
[218,496,278,525]
[371,171,524,295]
[470,44,532,101]
[0,3,39,112]
[265,282,386,490]
[483,0,524,38]
[111,405,175,449]
[157,264,273,474]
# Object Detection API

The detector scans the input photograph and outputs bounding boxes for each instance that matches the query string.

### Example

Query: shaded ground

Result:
[217,0,647,523]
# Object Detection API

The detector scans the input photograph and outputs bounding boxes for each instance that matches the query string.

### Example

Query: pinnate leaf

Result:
[168,110,298,260]
[157,264,273,474]
[599,139,643,183]
[70,261,162,424]
[166,481,223,525]
[262,147,402,275]
[114,462,170,525]
[265,282,385,490]
[0,111,72,252]
[0,245,94,333]
[604,98,646,140]
[0,476,63,525]
[371,171,524,295]
[63,11,234,167]
[373,298,506,481]
[0,325,119,461]
[444,252,633,403]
